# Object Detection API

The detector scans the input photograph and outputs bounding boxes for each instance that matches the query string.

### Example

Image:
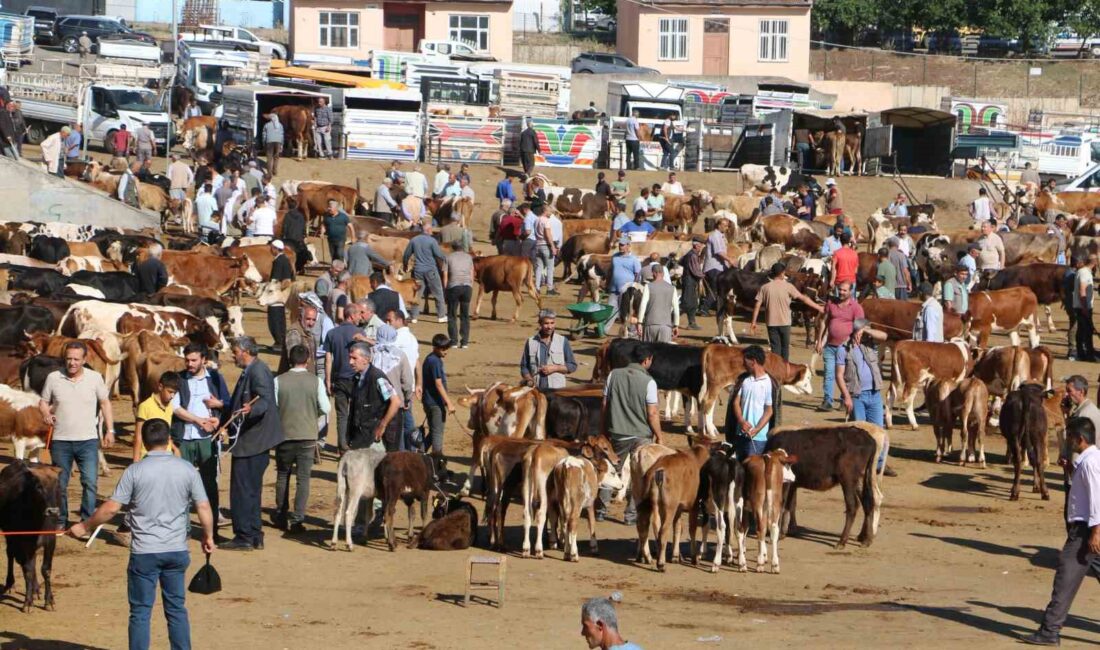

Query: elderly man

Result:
[639,264,679,343]
[221,337,283,551]
[368,271,408,321]
[459,177,475,201]
[281,304,320,374]
[134,243,168,295]
[1066,375,1100,434]
[402,222,448,323]
[404,164,428,198]
[489,199,512,254]
[679,235,706,329]
[323,303,364,452]
[913,283,943,342]
[581,596,642,650]
[39,341,114,529]
[313,97,334,159]
[263,113,284,176]
[41,125,70,176]
[346,341,402,450]
[374,178,398,222]
[370,325,415,451]
[1019,417,1100,646]
[607,237,641,327]
[346,229,389,277]
[703,218,732,310]
[315,258,345,314]
[267,240,295,353]
[520,310,577,389]
[942,264,970,318]
[887,237,912,300]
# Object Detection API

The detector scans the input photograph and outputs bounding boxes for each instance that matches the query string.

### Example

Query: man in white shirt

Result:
[661,172,684,196]
[912,283,943,342]
[632,187,650,217]
[250,195,277,237]
[969,187,993,225]
[1020,417,1100,646]
[433,163,450,197]
[404,165,429,198]
[1074,255,1097,362]
[194,183,218,239]
[459,178,475,201]
[385,309,421,450]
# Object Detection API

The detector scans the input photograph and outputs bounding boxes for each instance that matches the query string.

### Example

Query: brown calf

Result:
[473,255,542,322]
[999,384,1050,501]
[374,451,449,551]
[547,454,623,562]
[636,444,711,571]
[742,449,797,574]
[925,378,990,466]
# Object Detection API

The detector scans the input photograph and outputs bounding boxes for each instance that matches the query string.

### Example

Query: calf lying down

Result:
[409,497,478,550]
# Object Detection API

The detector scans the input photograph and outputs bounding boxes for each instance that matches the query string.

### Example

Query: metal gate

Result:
[766,110,791,167]
[862,124,893,175]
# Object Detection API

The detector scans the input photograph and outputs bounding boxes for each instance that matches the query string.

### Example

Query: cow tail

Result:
[1021,391,1039,468]
[651,468,666,531]
[699,345,710,406]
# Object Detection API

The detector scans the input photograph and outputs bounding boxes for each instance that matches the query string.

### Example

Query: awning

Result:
[880,107,956,129]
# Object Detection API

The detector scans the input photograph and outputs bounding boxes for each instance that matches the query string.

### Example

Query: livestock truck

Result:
[8,61,172,151]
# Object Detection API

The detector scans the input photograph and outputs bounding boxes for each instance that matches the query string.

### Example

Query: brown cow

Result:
[982,264,1066,332]
[555,189,606,219]
[156,250,263,294]
[888,340,970,430]
[560,232,609,281]
[967,287,1040,349]
[636,444,711,571]
[1033,191,1100,217]
[346,273,420,313]
[750,214,823,254]
[999,383,1050,501]
[562,218,611,242]
[0,384,53,461]
[662,191,711,234]
[473,255,542,322]
[925,377,990,466]
[698,343,812,436]
[269,105,313,160]
[222,244,296,282]
[742,448,797,573]
[297,183,370,230]
[118,330,187,413]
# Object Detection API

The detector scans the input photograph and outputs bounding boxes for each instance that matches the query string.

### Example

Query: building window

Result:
[659,18,688,61]
[449,15,489,51]
[759,19,788,61]
[319,11,359,48]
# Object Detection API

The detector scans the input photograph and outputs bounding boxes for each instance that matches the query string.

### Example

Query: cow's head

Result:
[784,363,814,396]
[226,305,245,338]
[594,456,625,493]
[489,386,535,436]
[257,279,293,307]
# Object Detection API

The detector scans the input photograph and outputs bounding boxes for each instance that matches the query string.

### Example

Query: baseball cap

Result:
[692,235,706,244]
[270,240,285,250]
[825,178,836,186]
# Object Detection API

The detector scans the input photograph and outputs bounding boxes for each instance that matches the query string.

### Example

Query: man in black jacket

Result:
[221,336,284,551]
[267,240,295,354]
[519,119,540,176]
[346,341,402,449]
[134,243,169,296]
[281,198,308,273]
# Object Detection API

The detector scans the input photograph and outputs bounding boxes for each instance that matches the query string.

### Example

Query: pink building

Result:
[616,0,812,80]
[291,0,514,62]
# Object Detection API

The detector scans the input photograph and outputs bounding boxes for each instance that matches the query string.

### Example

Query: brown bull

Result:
[269,105,314,160]
[473,255,542,322]
[662,191,711,234]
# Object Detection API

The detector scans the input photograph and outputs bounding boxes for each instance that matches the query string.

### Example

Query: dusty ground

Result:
[3,156,1100,649]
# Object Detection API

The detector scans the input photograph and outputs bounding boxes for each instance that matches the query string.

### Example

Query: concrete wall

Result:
[0,158,160,231]
[619,5,810,81]
[423,2,513,62]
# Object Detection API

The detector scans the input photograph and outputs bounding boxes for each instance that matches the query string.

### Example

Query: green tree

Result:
[1066,0,1100,55]
[812,0,879,43]
[974,0,1063,52]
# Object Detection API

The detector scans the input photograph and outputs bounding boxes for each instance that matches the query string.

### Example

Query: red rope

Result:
[0,528,69,537]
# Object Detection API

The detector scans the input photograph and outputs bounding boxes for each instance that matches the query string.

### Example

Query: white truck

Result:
[8,62,172,151]
[180,24,286,59]
[606,81,685,170]
[1039,132,1100,179]
[178,40,269,111]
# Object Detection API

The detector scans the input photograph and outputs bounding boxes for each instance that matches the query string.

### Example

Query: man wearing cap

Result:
[942,264,970,318]
[611,199,631,240]
[520,310,576,390]
[825,178,843,215]
[267,240,295,352]
[751,263,825,361]
[912,282,943,342]
[639,264,679,342]
[498,204,524,257]
[679,236,706,330]
[608,238,642,328]
[836,318,889,431]
[816,280,863,412]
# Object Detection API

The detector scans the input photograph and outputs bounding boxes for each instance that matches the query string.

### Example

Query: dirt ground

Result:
[3,155,1100,649]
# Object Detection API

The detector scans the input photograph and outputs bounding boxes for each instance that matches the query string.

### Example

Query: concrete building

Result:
[291,0,514,62]
[616,0,811,81]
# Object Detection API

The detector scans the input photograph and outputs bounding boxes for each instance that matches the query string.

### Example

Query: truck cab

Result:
[607,81,684,121]
[85,84,169,149]
[181,24,287,59]
[1039,132,1100,180]
[178,41,248,109]
[1059,163,1100,192]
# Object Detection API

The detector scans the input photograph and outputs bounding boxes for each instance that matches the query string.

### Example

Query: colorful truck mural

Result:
[532,119,602,168]
[944,98,1007,133]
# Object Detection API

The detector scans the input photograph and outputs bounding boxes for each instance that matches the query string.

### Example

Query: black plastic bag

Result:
[188,553,221,595]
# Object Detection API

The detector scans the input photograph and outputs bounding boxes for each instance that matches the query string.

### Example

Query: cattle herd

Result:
[0,158,1094,638]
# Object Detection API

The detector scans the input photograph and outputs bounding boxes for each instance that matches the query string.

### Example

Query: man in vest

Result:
[597,344,663,524]
[941,263,970,318]
[368,271,408,321]
[346,342,402,449]
[836,318,894,475]
[280,304,319,374]
[170,342,231,537]
[273,344,330,532]
[638,264,679,342]
[520,310,577,390]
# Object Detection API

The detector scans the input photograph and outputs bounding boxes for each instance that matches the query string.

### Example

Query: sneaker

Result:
[410,318,418,324]
[687,323,702,330]
[437,316,448,323]
[623,516,637,526]
[595,512,607,522]
[460,343,469,349]
[1017,632,1060,646]
[1068,355,1078,362]
[548,289,560,296]
[816,402,833,412]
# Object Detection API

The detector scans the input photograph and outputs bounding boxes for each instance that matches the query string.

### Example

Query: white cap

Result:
[825,178,836,186]
[270,239,285,250]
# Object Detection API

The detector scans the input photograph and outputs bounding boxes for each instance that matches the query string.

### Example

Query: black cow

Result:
[693,441,747,570]
[90,232,159,264]
[596,338,704,429]
[999,384,1050,502]
[0,305,57,347]
[764,424,886,549]
[28,236,70,264]
[0,460,62,612]
[780,171,823,196]
[618,285,643,338]
[19,355,63,394]
[7,267,68,297]
[66,270,142,302]
[713,268,823,345]
[541,389,602,441]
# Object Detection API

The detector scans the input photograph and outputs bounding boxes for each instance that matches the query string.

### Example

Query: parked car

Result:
[593,14,616,31]
[879,30,915,52]
[419,39,495,61]
[1051,31,1100,58]
[923,31,962,53]
[180,24,287,59]
[24,5,58,45]
[570,52,658,75]
[53,15,156,53]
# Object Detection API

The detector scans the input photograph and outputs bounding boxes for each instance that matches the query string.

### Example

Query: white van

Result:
[1059,163,1100,192]
[1039,132,1100,179]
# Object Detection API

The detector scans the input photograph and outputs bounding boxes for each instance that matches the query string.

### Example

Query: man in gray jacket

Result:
[221,336,284,551]
[639,264,679,342]
[263,113,284,176]
[346,229,390,277]
[313,97,334,159]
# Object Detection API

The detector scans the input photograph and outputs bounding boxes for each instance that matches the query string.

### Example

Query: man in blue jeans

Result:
[38,340,114,529]
[836,318,895,476]
[815,281,863,412]
[729,345,774,458]
[402,221,448,323]
[71,419,216,650]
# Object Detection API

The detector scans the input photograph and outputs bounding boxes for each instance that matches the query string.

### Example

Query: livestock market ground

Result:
[3,155,1100,649]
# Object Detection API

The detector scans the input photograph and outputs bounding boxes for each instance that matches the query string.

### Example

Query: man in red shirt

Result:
[498,207,524,257]
[830,232,859,291]
[815,280,864,412]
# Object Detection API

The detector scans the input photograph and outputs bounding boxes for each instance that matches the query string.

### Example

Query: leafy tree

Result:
[576,0,615,18]
[1065,0,1100,54]
[812,0,879,43]
[974,0,1063,52]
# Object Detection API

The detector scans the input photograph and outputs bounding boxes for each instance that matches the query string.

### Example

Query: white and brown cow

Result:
[750,214,823,255]
[887,339,970,430]
[698,343,812,436]
[0,383,52,461]
[966,287,1040,349]
[925,377,990,466]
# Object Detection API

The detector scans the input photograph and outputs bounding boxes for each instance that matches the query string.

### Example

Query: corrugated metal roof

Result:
[880,106,956,128]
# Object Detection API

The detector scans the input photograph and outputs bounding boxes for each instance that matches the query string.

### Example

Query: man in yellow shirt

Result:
[134,373,180,462]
